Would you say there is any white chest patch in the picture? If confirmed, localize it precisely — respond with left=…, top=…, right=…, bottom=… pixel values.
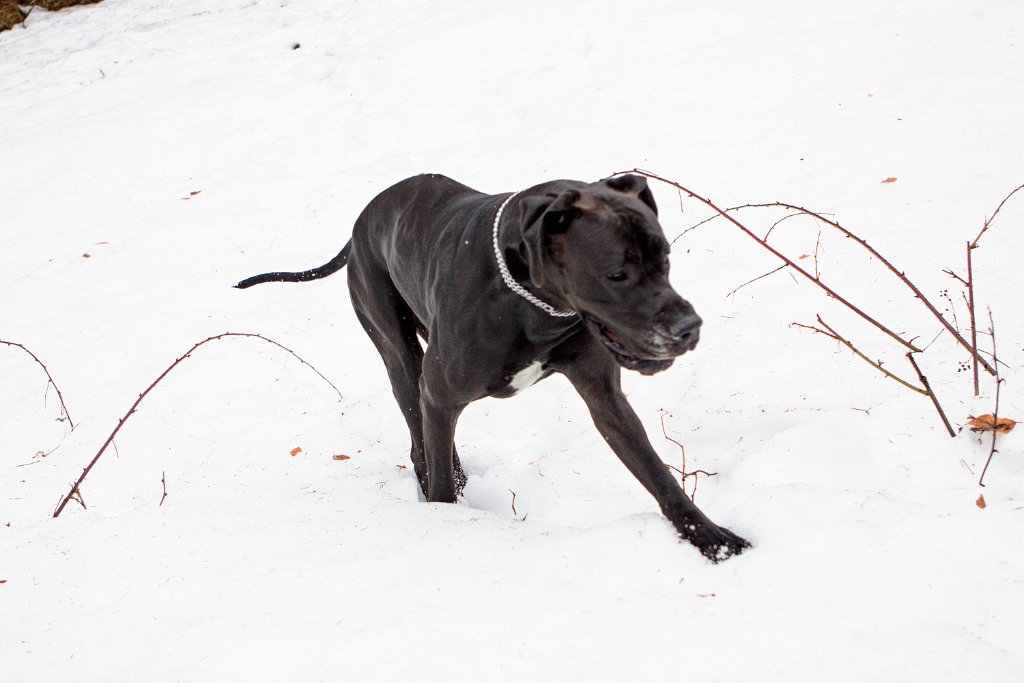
left=508, top=361, right=544, bottom=394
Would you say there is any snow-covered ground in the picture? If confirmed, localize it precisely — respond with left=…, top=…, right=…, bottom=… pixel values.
left=2, top=1, right=1023, bottom=680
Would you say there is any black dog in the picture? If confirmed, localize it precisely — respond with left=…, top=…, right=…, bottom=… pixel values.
left=237, top=174, right=749, bottom=561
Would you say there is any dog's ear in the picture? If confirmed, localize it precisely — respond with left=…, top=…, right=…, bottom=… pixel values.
left=518, top=190, right=581, bottom=288
left=602, top=174, right=658, bottom=216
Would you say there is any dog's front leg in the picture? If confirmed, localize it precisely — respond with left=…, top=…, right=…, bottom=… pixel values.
left=556, top=351, right=749, bottom=562
left=420, top=399, right=465, bottom=503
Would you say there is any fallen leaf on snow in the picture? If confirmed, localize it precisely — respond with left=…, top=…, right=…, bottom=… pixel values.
left=976, top=494, right=987, bottom=509
left=967, top=414, right=1017, bottom=433
left=290, top=447, right=302, bottom=457
left=881, top=177, right=897, bottom=184
left=332, top=454, right=350, bottom=461
left=395, top=464, right=408, bottom=469
left=82, top=253, right=91, bottom=258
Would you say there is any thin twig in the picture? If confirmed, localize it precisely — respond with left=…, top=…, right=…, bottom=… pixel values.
left=659, top=411, right=716, bottom=502
left=793, top=316, right=927, bottom=395
left=905, top=352, right=956, bottom=438
left=508, top=489, right=517, bottom=516
left=613, top=169, right=925, bottom=355
left=979, top=311, right=1002, bottom=487
left=763, top=212, right=806, bottom=241
left=813, top=229, right=823, bottom=281
left=943, top=268, right=968, bottom=287
left=53, top=332, right=342, bottom=518
left=0, top=338, right=75, bottom=429
left=159, top=471, right=168, bottom=506
left=967, top=242, right=980, bottom=396
left=725, top=265, right=786, bottom=299
left=674, top=212, right=724, bottom=242
left=972, top=182, right=1024, bottom=249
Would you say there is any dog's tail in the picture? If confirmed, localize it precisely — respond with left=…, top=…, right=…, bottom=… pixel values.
left=235, top=241, right=352, bottom=289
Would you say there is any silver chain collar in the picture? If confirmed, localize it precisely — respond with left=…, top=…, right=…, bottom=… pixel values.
left=491, top=192, right=577, bottom=318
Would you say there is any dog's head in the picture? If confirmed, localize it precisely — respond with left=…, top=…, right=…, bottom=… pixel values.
left=515, top=174, right=701, bottom=375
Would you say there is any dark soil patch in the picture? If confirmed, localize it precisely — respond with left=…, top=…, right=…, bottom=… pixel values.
left=1, top=0, right=104, bottom=33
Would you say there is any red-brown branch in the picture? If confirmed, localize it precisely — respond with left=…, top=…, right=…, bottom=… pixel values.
left=0, top=338, right=75, bottom=429
left=972, top=182, right=1024, bottom=249
left=659, top=410, right=716, bottom=502
left=905, top=352, right=956, bottom=438
left=52, top=332, right=342, bottom=518
left=725, top=265, right=787, bottom=299
left=979, top=311, right=1002, bottom=487
left=966, top=242, right=980, bottom=396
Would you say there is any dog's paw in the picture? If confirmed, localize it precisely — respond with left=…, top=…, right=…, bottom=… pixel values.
left=454, top=467, right=468, bottom=497
left=686, top=523, right=751, bottom=563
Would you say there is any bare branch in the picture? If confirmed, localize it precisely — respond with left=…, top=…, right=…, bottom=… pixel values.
left=979, top=311, right=1003, bottom=486
left=763, top=212, right=806, bottom=241
left=966, top=242, right=980, bottom=397
left=972, top=182, right=1024, bottom=249
left=725, top=265, right=787, bottom=300
left=659, top=410, right=716, bottom=502
left=905, top=352, right=956, bottom=438
left=0, top=338, right=75, bottom=429
left=943, top=268, right=969, bottom=287
left=53, top=332, right=342, bottom=518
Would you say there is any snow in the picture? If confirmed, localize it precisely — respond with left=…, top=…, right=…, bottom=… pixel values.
left=2, top=0, right=1023, bottom=680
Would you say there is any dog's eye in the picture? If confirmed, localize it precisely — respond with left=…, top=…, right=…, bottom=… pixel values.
left=607, top=271, right=628, bottom=282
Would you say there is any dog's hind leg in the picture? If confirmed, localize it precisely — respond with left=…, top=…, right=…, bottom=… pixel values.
left=348, top=259, right=467, bottom=496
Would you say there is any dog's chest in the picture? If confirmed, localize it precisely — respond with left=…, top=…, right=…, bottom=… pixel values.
left=489, top=361, right=546, bottom=398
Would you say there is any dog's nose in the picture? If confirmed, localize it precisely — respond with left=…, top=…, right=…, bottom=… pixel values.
left=665, top=313, right=702, bottom=347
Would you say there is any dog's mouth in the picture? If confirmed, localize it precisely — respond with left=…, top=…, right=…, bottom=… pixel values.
left=585, top=315, right=674, bottom=375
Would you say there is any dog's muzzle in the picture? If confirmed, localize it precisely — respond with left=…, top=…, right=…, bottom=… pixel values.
left=585, top=314, right=693, bottom=375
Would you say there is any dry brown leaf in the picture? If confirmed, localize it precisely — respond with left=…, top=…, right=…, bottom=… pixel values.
left=0, top=579, right=7, bottom=584
left=82, top=253, right=91, bottom=258
left=881, top=177, right=897, bottom=184
left=976, top=494, right=987, bottom=509
left=332, top=454, right=350, bottom=461
left=395, top=464, right=408, bottom=469
left=290, top=446, right=302, bottom=457
left=967, top=414, right=1017, bottom=433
